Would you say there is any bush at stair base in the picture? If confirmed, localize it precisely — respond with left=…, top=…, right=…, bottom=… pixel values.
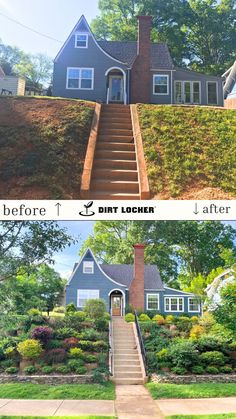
left=125, top=313, right=135, bottom=322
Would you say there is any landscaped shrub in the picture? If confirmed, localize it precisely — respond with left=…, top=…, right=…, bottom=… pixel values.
left=80, top=328, right=101, bottom=341
left=176, top=316, right=192, bottom=333
left=75, top=366, right=87, bottom=374
left=17, top=339, right=43, bottom=360
left=56, top=327, right=78, bottom=339
left=27, top=309, right=41, bottom=316
left=24, top=365, right=37, bottom=375
left=206, top=366, right=219, bottom=374
left=171, top=366, right=187, bottom=375
left=46, top=339, right=62, bottom=349
left=94, top=318, right=109, bottom=331
left=63, top=337, right=79, bottom=350
left=191, top=365, right=205, bottom=374
left=42, top=366, right=54, bottom=374
left=66, top=303, right=77, bottom=313
left=144, top=328, right=171, bottom=352
left=156, top=348, right=169, bottom=362
left=84, top=299, right=106, bottom=320
left=84, top=354, right=97, bottom=363
left=31, top=326, right=53, bottom=345
left=168, top=340, right=199, bottom=369
left=46, top=348, right=67, bottom=364
left=165, top=315, right=175, bottom=324
left=5, top=367, right=18, bottom=374
left=68, top=359, right=85, bottom=372
left=56, top=365, right=70, bottom=374
left=199, top=351, right=227, bottom=366
left=220, top=365, right=233, bottom=373
left=125, top=313, right=135, bottom=323
left=93, top=340, right=109, bottom=352
left=190, top=325, right=205, bottom=339
left=0, top=359, right=14, bottom=369
left=191, top=316, right=199, bottom=324
left=78, top=340, right=93, bottom=351
left=146, top=352, right=159, bottom=372
left=69, top=347, right=84, bottom=359
left=65, top=312, right=87, bottom=329
left=139, top=314, right=151, bottom=322
left=53, top=306, right=65, bottom=314
left=196, top=336, right=229, bottom=354
left=152, top=314, right=165, bottom=325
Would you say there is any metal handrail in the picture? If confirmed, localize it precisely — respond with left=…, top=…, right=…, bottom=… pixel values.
left=106, top=87, right=110, bottom=104
left=109, top=319, right=114, bottom=376
left=134, top=310, right=148, bottom=375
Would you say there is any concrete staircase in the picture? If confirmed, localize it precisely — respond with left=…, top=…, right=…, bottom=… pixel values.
left=90, top=104, right=140, bottom=200
left=112, top=317, right=145, bottom=385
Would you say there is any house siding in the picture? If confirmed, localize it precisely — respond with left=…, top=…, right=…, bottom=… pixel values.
left=0, top=77, right=25, bottom=96
left=53, top=32, right=129, bottom=102
left=144, top=288, right=200, bottom=315
left=66, top=251, right=127, bottom=312
left=173, top=69, right=223, bottom=106
left=150, top=70, right=172, bottom=104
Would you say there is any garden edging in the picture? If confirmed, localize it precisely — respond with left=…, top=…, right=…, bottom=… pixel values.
left=151, top=373, right=236, bottom=384
left=0, top=374, right=93, bottom=384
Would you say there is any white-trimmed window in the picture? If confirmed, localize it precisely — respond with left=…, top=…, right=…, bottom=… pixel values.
left=188, top=297, right=200, bottom=312
left=75, top=33, right=88, bottom=48
left=153, top=74, right=169, bottom=95
left=165, top=297, right=184, bottom=312
left=207, top=81, right=218, bottom=105
left=83, top=261, right=94, bottom=274
left=147, top=294, right=159, bottom=310
left=175, top=81, right=201, bottom=104
left=66, top=68, right=94, bottom=90
left=77, top=289, right=99, bottom=307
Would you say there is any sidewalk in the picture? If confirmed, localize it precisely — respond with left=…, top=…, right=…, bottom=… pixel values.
left=156, top=397, right=236, bottom=416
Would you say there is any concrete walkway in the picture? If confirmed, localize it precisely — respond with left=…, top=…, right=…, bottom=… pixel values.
left=156, top=397, right=236, bottom=417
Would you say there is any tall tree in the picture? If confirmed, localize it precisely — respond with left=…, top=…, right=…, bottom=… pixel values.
left=80, top=221, right=236, bottom=286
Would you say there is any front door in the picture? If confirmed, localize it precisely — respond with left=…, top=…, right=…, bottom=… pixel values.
left=111, top=296, right=122, bottom=316
left=109, top=76, right=123, bottom=103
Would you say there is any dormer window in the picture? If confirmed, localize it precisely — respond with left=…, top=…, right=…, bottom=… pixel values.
left=83, top=261, right=94, bottom=274
left=75, top=33, right=88, bottom=48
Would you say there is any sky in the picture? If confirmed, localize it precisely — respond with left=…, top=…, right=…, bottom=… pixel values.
left=52, top=221, right=236, bottom=279
left=0, top=0, right=99, bottom=57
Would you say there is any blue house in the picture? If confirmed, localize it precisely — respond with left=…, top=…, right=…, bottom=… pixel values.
left=66, top=244, right=201, bottom=316
left=53, top=15, right=223, bottom=106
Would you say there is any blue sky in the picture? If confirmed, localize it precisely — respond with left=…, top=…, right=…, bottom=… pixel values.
left=0, top=0, right=99, bottom=57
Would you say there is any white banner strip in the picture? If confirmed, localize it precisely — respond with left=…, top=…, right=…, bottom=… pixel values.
left=0, top=200, right=235, bottom=220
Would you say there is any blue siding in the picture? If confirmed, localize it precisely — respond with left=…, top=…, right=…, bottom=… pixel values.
left=144, top=288, right=200, bottom=315
left=66, top=250, right=127, bottom=311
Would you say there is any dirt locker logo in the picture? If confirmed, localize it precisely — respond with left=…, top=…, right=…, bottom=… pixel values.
left=79, top=201, right=95, bottom=216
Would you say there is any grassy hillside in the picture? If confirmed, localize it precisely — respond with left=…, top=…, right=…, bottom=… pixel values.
left=0, top=97, right=95, bottom=199
left=138, top=105, right=236, bottom=199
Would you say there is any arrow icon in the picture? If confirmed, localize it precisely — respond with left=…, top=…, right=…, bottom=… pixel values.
left=55, top=203, right=62, bottom=217
left=193, top=203, right=199, bottom=215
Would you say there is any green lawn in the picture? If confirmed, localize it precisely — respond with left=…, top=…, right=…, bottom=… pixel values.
left=138, top=105, right=236, bottom=198
left=0, top=383, right=115, bottom=400
left=0, top=417, right=116, bottom=419
left=147, top=383, right=236, bottom=399
left=167, top=415, right=236, bottom=419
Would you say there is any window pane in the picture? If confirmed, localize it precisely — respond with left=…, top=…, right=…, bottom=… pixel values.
left=184, top=82, right=191, bottom=103
left=154, top=75, right=168, bottom=94
left=179, top=299, right=183, bottom=310
left=68, top=69, right=80, bottom=79
left=155, top=85, right=167, bottom=94
left=148, top=295, right=159, bottom=310
left=189, top=298, right=199, bottom=311
left=76, top=34, right=87, bottom=47
left=81, top=69, right=92, bottom=79
left=68, top=78, right=79, bottom=88
left=208, top=83, right=217, bottom=104
left=193, top=82, right=200, bottom=104
left=81, top=79, right=92, bottom=89
left=155, top=76, right=167, bottom=85
left=175, top=82, right=182, bottom=103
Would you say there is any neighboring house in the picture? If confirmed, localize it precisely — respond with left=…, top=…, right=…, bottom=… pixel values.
left=0, top=67, right=25, bottom=96
left=206, top=267, right=235, bottom=310
left=53, top=15, right=224, bottom=106
left=223, top=60, right=236, bottom=109
left=66, top=244, right=201, bottom=316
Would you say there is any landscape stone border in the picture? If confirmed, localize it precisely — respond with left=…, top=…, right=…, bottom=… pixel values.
left=151, top=373, right=236, bottom=384
left=0, top=374, right=93, bottom=384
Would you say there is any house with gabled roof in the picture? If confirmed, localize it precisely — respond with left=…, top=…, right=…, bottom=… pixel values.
left=66, top=244, right=201, bottom=316
left=53, top=15, right=224, bottom=106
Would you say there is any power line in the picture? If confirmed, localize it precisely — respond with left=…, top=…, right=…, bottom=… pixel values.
left=0, top=10, right=62, bottom=43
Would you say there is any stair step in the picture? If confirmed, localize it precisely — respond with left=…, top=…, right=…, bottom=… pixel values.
left=114, top=372, right=143, bottom=378
left=114, top=361, right=140, bottom=366
left=96, top=142, right=135, bottom=151
left=100, top=129, right=133, bottom=136
left=100, top=123, right=132, bottom=130
left=93, top=169, right=138, bottom=182
left=98, top=135, right=134, bottom=143
left=113, top=378, right=145, bottom=385
left=88, top=192, right=140, bottom=200
left=100, top=116, right=131, bottom=123
left=102, top=104, right=130, bottom=110
left=94, top=159, right=137, bottom=170
left=91, top=180, right=139, bottom=193
left=95, top=150, right=136, bottom=160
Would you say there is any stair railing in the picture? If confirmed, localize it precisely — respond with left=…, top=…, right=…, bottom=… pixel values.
left=106, top=87, right=110, bottom=104
left=109, top=319, right=114, bottom=376
left=134, top=310, right=148, bottom=375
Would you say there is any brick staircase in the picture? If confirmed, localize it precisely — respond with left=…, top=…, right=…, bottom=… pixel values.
left=90, top=104, right=140, bottom=200
left=112, top=317, right=146, bottom=385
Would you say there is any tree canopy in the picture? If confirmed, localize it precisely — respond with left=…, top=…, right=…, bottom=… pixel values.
left=91, top=0, right=236, bottom=74
left=80, top=221, right=236, bottom=289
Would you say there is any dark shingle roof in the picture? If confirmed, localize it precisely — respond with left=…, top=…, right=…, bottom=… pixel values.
left=98, top=41, right=173, bottom=69
left=100, top=264, right=164, bottom=290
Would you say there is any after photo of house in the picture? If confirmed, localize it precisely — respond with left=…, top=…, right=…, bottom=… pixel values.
left=0, top=0, right=235, bottom=200
left=0, top=220, right=236, bottom=417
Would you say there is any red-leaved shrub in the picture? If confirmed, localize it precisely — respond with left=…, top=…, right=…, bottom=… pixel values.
left=31, top=326, right=53, bottom=345
left=63, top=337, right=79, bottom=350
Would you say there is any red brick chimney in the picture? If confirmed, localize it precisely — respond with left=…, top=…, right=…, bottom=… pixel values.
left=129, top=244, right=145, bottom=310
left=131, top=16, right=152, bottom=104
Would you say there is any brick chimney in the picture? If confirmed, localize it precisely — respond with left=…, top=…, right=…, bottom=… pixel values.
left=129, top=244, right=145, bottom=310
left=131, top=16, right=152, bottom=103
